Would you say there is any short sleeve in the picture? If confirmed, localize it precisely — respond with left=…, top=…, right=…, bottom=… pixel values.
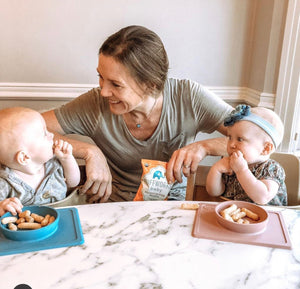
left=54, top=88, right=103, bottom=136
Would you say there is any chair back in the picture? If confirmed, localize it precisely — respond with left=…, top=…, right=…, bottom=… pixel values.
left=186, top=165, right=216, bottom=201
left=271, top=152, right=300, bottom=206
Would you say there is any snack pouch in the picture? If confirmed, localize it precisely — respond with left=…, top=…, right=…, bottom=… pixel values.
left=134, top=159, right=173, bottom=201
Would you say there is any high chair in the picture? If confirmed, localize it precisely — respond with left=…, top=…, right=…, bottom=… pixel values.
left=186, top=152, right=300, bottom=208
left=45, top=165, right=88, bottom=208
left=270, top=152, right=300, bottom=207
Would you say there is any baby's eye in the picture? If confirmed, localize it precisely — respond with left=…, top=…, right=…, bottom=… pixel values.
left=237, top=137, right=243, bottom=142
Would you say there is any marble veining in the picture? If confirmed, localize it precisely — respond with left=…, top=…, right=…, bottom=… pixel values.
left=0, top=201, right=299, bottom=289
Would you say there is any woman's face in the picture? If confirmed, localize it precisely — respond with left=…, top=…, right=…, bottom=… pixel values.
left=97, top=53, right=146, bottom=115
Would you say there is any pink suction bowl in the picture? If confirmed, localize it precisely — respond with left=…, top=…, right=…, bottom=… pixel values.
left=215, top=201, right=269, bottom=234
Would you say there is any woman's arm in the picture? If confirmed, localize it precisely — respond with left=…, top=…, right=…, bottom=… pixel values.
left=42, top=110, right=112, bottom=203
left=166, top=124, right=228, bottom=184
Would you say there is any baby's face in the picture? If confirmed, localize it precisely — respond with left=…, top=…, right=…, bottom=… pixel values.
left=226, top=121, right=267, bottom=164
left=24, top=113, right=54, bottom=164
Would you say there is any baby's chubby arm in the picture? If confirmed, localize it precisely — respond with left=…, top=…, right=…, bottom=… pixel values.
left=230, top=151, right=278, bottom=204
left=53, top=140, right=80, bottom=188
left=206, top=157, right=233, bottom=196
left=0, top=197, right=23, bottom=217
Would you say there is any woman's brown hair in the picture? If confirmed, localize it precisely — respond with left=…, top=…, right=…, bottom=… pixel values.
left=99, top=25, right=169, bottom=96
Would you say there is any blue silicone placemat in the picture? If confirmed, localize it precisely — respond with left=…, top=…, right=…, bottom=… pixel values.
left=0, top=207, right=84, bottom=256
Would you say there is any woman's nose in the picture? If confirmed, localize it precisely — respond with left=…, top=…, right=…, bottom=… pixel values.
left=100, top=81, right=112, bottom=97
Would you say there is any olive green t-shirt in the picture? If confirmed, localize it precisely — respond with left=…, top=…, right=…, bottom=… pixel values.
left=55, top=78, right=232, bottom=201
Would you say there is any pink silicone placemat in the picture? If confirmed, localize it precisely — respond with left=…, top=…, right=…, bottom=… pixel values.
left=192, top=203, right=292, bottom=250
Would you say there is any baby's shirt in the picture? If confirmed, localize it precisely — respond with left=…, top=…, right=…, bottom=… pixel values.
left=0, top=158, right=67, bottom=205
left=222, top=159, right=287, bottom=206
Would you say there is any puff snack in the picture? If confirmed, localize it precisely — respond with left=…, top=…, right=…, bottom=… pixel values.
left=180, top=203, right=200, bottom=210
left=220, top=204, right=260, bottom=223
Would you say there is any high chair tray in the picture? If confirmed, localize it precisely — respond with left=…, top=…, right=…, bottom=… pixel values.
left=0, top=207, right=84, bottom=256
left=192, top=203, right=292, bottom=249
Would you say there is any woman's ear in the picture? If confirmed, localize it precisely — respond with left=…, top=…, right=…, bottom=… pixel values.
left=16, top=150, right=30, bottom=165
left=262, top=142, right=274, bottom=155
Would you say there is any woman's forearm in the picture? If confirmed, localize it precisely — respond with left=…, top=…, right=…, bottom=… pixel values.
left=197, top=137, right=228, bottom=157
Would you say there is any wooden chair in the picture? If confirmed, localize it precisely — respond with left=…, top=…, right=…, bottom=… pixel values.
left=186, top=152, right=300, bottom=207
left=186, top=165, right=223, bottom=202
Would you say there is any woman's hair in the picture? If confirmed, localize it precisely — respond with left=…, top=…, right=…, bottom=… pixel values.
left=99, top=25, right=169, bottom=96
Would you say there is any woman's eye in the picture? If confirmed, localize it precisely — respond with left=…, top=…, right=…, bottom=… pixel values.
left=112, top=82, right=120, bottom=88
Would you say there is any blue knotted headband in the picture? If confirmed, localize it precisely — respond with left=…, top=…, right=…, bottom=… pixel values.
left=224, top=104, right=281, bottom=148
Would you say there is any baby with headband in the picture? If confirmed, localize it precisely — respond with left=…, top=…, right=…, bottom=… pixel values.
left=206, top=104, right=287, bottom=206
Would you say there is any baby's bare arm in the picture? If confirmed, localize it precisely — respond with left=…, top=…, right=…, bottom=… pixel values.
left=53, top=140, right=80, bottom=188
left=206, top=157, right=232, bottom=196
left=235, top=169, right=278, bottom=204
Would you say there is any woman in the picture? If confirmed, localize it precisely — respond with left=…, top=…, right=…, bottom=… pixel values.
left=42, top=25, right=233, bottom=202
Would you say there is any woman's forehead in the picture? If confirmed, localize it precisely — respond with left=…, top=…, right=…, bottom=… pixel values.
left=98, top=54, right=140, bottom=88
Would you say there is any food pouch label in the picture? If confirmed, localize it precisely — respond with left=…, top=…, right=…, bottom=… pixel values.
left=134, top=159, right=173, bottom=201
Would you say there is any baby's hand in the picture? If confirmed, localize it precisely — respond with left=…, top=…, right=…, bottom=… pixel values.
left=0, top=197, right=23, bottom=217
left=229, top=150, right=248, bottom=173
left=53, top=140, right=73, bottom=161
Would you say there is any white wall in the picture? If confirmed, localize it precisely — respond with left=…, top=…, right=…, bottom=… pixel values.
left=0, top=0, right=254, bottom=86
left=0, top=0, right=293, bottom=161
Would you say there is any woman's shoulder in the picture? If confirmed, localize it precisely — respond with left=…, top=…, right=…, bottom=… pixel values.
left=166, top=78, right=201, bottom=89
left=60, top=87, right=105, bottom=113
left=165, top=78, right=204, bottom=99
left=78, top=87, right=102, bottom=102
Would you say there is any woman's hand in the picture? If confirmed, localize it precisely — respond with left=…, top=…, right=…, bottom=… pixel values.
left=0, top=197, right=23, bottom=217
left=166, top=142, right=207, bottom=183
left=80, top=146, right=112, bottom=203
left=166, top=137, right=228, bottom=183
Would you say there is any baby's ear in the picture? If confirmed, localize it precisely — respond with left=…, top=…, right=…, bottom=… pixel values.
left=262, top=142, right=274, bottom=155
left=16, top=151, right=30, bottom=165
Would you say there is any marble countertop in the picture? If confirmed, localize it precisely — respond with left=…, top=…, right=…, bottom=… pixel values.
left=1, top=201, right=300, bottom=289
